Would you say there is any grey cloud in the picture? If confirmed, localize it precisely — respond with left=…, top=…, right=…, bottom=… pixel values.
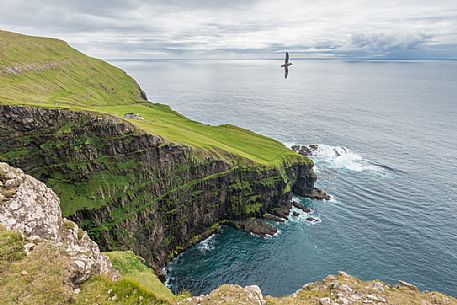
left=0, top=0, right=456, bottom=59
left=346, top=33, right=430, bottom=53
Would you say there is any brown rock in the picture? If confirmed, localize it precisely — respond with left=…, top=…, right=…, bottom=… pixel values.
left=263, top=213, right=285, bottom=223
left=292, top=200, right=311, bottom=213
left=228, top=219, right=277, bottom=237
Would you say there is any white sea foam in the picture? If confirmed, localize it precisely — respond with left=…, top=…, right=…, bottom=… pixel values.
left=264, top=228, right=282, bottom=239
left=197, top=234, right=216, bottom=253
left=328, top=194, right=337, bottom=203
left=287, top=206, right=322, bottom=225
left=163, top=266, right=172, bottom=288
left=287, top=143, right=386, bottom=173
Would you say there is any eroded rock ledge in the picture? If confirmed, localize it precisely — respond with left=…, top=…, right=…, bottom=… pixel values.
left=0, top=162, right=118, bottom=284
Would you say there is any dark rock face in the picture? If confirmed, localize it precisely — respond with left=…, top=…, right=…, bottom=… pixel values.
left=291, top=163, right=330, bottom=200
left=227, top=219, right=277, bottom=237
left=263, top=213, right=285, bottom=223
left=139, top=87, right=148, bottom=101
left=291, top=200, right=311, bottom=213
left=291, top=144, right=321, bottom=157
left=0, top=105, right=319, bottom=274
left=271, top=202, right=293, bottom=219
left=306, top=217, right=319, bottom=222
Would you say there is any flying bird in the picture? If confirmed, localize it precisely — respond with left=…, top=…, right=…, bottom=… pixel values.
left=281, top=52, right=293, bottom=79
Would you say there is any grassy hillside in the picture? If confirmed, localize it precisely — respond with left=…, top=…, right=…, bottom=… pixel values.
left=0, top=30, right=305, bottom=167
left=0, top=226, right=175, bottom=305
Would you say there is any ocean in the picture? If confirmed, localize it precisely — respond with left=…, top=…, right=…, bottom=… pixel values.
left=110, top=59, right=457, bottom=297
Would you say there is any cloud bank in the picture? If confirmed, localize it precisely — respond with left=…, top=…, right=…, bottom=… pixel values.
left=0, top=0, right=456, bottom=59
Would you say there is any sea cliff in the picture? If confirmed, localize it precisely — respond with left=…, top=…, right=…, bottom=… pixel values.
left=1, top=30, right=456, bottom=305
left=1, top=161, right=455, bottom=305
left=0, top=30, right=321, bottom=274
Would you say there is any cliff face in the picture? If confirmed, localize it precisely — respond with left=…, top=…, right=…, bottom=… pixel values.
left=0, top=105, right=315, bottom=273
left=1, top=162, right=456, bottom=305
left=0, top=30, right=322, bottom=277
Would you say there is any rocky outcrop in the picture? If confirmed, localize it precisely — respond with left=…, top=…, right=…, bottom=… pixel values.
left=179, top=284, right=265, bottom=305
left=0, top=105, right=318, bottom=275
left=270, top=202, right=293, bottom=219
left=263, top=213, right=285, bottom=223
left=0, top=61, right=67, bottom=75
left=291, top=200, right=311, bottom=213
left=291, top=163, right=330, bottom=200
left=180, top=272, right=457, bottom=305
left=0, top=162, right=118, bottom=284
left=227, top=219, right=277, bottom=237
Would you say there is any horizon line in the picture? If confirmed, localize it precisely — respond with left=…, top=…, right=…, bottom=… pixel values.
left=106, top=58, right=457, bottom=61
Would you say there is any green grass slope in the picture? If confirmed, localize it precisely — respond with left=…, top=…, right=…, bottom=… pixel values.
left=0, top=30, right=306, bottom=167
left=103, top=251, right=176, bottom=302
left=0, top=226, right=174, bottom=305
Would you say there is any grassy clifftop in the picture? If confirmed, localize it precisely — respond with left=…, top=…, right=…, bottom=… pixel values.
left=0, top=30, right=305, bottom=167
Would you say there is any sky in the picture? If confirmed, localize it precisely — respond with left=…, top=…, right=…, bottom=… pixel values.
left=0, top=0, right=456, bottom=59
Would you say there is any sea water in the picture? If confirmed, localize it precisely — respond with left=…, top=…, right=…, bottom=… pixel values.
left=110, top=59, right=457, bottom=297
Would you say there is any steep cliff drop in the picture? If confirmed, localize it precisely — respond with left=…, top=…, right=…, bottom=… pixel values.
left=0, top=31, right=326, bottom=276
left=0, top=104, right=322, bottom=277
left=1, top=162, right=456, bottom=305
left=1, top=30, right=456, bottom=305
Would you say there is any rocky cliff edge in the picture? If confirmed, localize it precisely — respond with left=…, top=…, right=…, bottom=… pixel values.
left=0, top=161, right=118, bottom=284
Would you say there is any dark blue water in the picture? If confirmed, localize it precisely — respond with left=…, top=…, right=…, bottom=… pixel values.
left=111, top=59, right=457, bottom=297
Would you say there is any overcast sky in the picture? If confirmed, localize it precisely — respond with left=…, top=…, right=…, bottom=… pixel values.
left=1, top=0, right=456, bottom=59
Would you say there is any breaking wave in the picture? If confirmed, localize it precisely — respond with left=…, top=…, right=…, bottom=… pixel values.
left=287, top=206, right=321, bottom=225
left=197, top=234, right=216, bottom=253
left=286, top=143, right=391, bottom=173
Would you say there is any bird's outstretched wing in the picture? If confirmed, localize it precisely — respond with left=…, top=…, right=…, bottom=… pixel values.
left=285, top=66, right=289, bottom=79
left=285, top=52, right=289, bottom=64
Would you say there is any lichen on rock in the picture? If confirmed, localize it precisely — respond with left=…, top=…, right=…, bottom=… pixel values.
left=0, top=162, right=118, bottom=284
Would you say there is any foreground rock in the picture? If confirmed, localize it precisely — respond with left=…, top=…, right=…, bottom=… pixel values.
left=0, top=162, right=118, bottom=284
left=227, top=219, right=277, bottom=237
left=179, top=284, right=265, bottom=305
left=180, top=272, right=457, bottom=305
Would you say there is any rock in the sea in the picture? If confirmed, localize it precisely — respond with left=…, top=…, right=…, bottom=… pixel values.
left=306, top=217, right=319, bottom=222
left=271, top=202, right=293, bottom=219
left=263, top=213, right=285, bottom=223
left=291, top=200, right=311, bottom=213
left=228, top=219, right=277, bottom=237
left=293, top=211, right=300, bottom=217
left=0, top=162, right=119, bottom=284
left=300, top=187, right=331, bottom=200
left=291, top=144, right=314, bottom=157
